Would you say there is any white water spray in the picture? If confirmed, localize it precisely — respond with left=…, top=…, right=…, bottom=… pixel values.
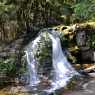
left=25, top=35, right=41, bottom=86
left=25, top=29, right=79, bottom=93
left=25, top=50, right=40, bottom=86
left=45, top=29, right=78, bottom=93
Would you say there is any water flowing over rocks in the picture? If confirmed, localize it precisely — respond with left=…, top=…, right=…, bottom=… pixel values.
left=24, top=28, right=80, bottom=94
left=1, top=23, right=95, bottom=94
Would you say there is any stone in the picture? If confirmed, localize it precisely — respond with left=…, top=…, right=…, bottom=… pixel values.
left=88, top=73, right=95, bottom=77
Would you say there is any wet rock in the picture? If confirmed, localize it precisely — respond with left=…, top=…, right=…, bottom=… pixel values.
left=18, top=74, right=30, bottom=85
left=88, top=73, right=95, bottom=77
left=81, top=49, right=94, bottom=62
left=25, top=31, right=52, bottom=78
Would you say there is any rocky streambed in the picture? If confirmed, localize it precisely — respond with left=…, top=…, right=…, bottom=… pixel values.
left=0, top=75, right=94, bottom=95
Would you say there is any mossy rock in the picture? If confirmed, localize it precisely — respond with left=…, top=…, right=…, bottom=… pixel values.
left=25, top=30, right=52, bottom=77
left=25, top=28, right=75, bottom=77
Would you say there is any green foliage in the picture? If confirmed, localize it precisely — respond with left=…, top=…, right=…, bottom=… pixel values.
left=0, top=0, right=16, bottom=21
left=1, top=0, right=95, bottom=42
left=0, top=0, right=19, bottom=42
left=87, top=32, right=95, bottom=49
left=0, top=57, right=16, bottom=77
left=73, top=0, right=95, bottom=22
left=0, top=56, right=27, bottom=78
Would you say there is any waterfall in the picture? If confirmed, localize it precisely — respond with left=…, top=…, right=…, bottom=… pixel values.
left=25, top=51, right=40, bottom=86
left=25, top=29, right=79, bottom=94
left=25, top=35, right=41, bottom=86
left=45, top=29, right=79, bottom=93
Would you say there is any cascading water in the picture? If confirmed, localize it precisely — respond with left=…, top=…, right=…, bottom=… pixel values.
left=45, top=29, right=79, bottom=93
left=25, top=29, right=79, bottom=94
left=25, top=36, right=41, bottom=86
left=25, top=50, right=40, bottom=86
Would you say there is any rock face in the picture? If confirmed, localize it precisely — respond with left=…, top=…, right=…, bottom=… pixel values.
left=76, top=30, right=86, bottom=46
left=81, top=49, right=94, bottom=62
left=25, top=30, right=52, bottom=77
left=75, top=26, right=95, bottom=63
left=52, top=24, right=95, bottom=64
